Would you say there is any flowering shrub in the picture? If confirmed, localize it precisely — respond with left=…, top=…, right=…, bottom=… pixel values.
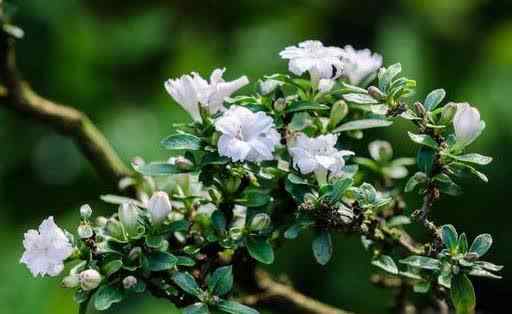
left=21, top=40, right=502, bottom=314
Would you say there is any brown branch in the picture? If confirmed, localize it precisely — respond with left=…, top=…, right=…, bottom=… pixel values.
left=0, top=20, right=134, bottom=191
left=240, top=269, right=356, bottom=314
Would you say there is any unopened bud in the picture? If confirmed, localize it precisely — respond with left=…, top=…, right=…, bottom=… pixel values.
left=329, top=100, right=348, bottom=128
left=77, top=223, right=94, bottom=239
left=80, top=204, right=92, bottom=219
left=464, top=252, right=479, bottom=262
left=118, top=202, right=140, bottom=237
left=368, top=140, right=393, bottom=162
left=225, top=176, right=242, bottom=194
left=250, top=213, right=271, bottom=232
left=61, top=274, right=80, bottom=288
left=123, top=276, right=138, bottom=289
left=147, top=191, right=172, bottom=225
left=175, top=156, right=194, bottom=171
left=95, top=216, right=108, bottom=227
left=273, top=98, right=287, bottom=112
left=79, top=269, right=102, bottom=291
left=128, top=247, right=142, bottom=261
left=368, top=86, right=385, bottom=100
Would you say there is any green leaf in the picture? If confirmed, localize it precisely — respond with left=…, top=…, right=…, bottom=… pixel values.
left=447, top=153, right=493, bottom=165
left=211, top=210, right=227, bottom=232
left=441, top=224, right=459, bottom=253
left=312, top=230, right=333, bottom=265
left=217, top=300, right=259, bottom=314
left=342, top=93, right=379, bottom=104
left=474, top=261, right=503, bottom=272
left=332, top=119, right=393, bottom=132
left=285, top=174, right=312, bottom=203
left=183, top=303, right=209, bottom=314
left=408, top=132, right=439, bottom=149
left=286, top=100, right=329, bottom=113
left=405, top=172, right=427, bottom=192
left=417, top=147, right=435, bottom=176
left=176, top=256, right=196, bottom=267
left=413, top=281, right=431, bottom=293
left=284, top=219, right=315, bottom=239
left=386, top=215, right=412, bottom=227
left=424, top=89, right=446, bottom=110
left=172, top=272, right=202, bottom=297
left=133, top=162, right=183, bottom=176
left=207, top=265, right=233, bottom=296
left=469, top=234, right=493, bottom=257
left=379, top=63, right=402, bottom=92
left=161, top=133, right=202, bottom=150
left=289, top=112, right=314, bottom=131
left=94, top=285, right=124, bottom=311
left=468, top=268, right=502, bottom=279
left=201, top=153, right=230, bottom=166
left=147, top=252, right=177, bottom=271
left=451, top=274, right=476, bottom=314
left=158, top=219, right=190, bottom=235
left=102, top=259, right=123, bottom=277
left=239, top=190, right=271, bottom=207
left=448, top=162, right=488, bottom=182
left=399, top=256, right=441, bottom=270
left=459, top=233, right=469, bottom=254
left=372, top=255, right=398, bottom=275
left=79, top=298, right=90, bottom=314
left=323, top=177, right=353, bottom=202
left=246, top=237, right=274, bottom=264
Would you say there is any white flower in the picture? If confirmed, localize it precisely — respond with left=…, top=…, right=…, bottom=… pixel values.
left=79, top=269, right=102, bottom=291
left=340, top=45, right=383, bottom=85
left=147, top=191, right=172, bottom=225
left=279, top=40, right=344, bottom=86
left=165, top=68, right=249, bottom=122
left=20, top=216, right=73, bottom=277
left=289, top=133, right=354, bottom=177
left=215, top=106, right=281, bottom=162
left=453, top=103, right=482, bottom=147
left=259, top=79, right=284, bottom=95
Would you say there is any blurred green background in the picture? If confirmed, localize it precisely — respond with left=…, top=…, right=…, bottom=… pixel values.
left=1, top=0, right=511, bottom=313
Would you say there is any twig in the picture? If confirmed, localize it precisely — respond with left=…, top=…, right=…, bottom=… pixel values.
left=240, top=269, right=355, bottom=314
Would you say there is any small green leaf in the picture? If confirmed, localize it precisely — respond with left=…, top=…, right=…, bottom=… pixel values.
left=284, top=219, right=315, bottom=239
left=133, top=162, right=183, bottom=176
left=441, top=225, right=459, bottom=253
left=172, top=272, right=202, bottom=297
left=183, top=303, right=209, bottom=314
left=332, top=119, right=393, bottom=132
left=342, top=93, right=379, bottom=104
left=324, top=177, right=353, bottom=202
left=469, top=234, right=493, bottom=257
left=372, top=255, right=398, bottom=275
left=312, top=230, right=333, bottom=265
left=408, top=132, right=439, bottom=149
left=379, top=63, right=402, bottom=91
left=424, top=89, right=446, bottom=110
left=468, top=268, right=502, bottom=279
left=216, top=300, right=259, bottom=314
left=459, top=233, right=469, bottom=254
left=246, top=237, right=274, bottom=264
left=286, top=100, right=329, bottom=113
left=413, top=281, right=431, bottom=293
left=239, top=190, right=271, bottom=207
left=451, top=273, right=476, bottom=314
left=158, top=219, right=191, bottom=235
left=79, top=298, right=90, bottom=314
left=405, top=172, right=427, bottom=192
left=211, top=210, right=227, bottom=232
left=447, top=153, right=493, bottom=166
left=161, top=133, right=202, bottom=150
left=399, top=256, right=441, bottom=270
left=417, top=147, right=435, bottom=176
left=102, top=260, right=123, bottom=277
left=207, top=265, right=233, bottom=296
left=176, top=256, right=196, bottom=267
left=289, top=112, right=313, bottom=131
left=147, top=252, right=177, bottom=271
left=94, top=285, right=124, bottom=311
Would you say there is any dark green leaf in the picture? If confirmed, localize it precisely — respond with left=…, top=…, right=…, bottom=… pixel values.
left=284, top=219, right=315, bottom=239
left=286, top=100, right=329, bottom=113
left=94, top=285, right=124, bottom=311
left=441, top=225, right=459, bottom=253
left=379, top=63, right=402, bottom=92
left=416, top=147, right=435, bottom=176
left=133, top=162, right=183, bottom=176
left=405, top=172, right=427, bottom=192
left=408, top=132, right=439, bottom=149
left=102, top=260, right=123, bottom=277
left=161, top=133, right=202, bottom=150
left=216, top=300, right=259, bottom=314
left=332, top=119, right=393, bottom=133
left=451, top=274, right=476, bottom=314
left=207, top=265, right=233, bottom=296
left=147, top=252, right=177, bottom=271
left=424, top=89, right=446, bottom=110
left=342, top=93, right=379, bottom=104
left=183, top=303, right=209, bottom=314
left=448, top=153, right=493, bottom=166
left=324, top=177, right=353, bottom=202
left=371, top=255, right=398, bottom=275
left=399, top=256, right=441, bottom=270
left=459, top=233, right=469, bottom=254
left=469, top=234, right=492, bottom=257
left=172, top=272, right=202, bottom=297
left=211, top=210, right=227, bottom=232
left=239, top=190, right=271, bottom=207
left=246, top=237, right=274, bottom=264
left=312, top=230, right=333, bottom=266
left=176, top=256, right=196, bottom=267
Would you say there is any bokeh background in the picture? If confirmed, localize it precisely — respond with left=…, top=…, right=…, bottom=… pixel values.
left=1, top=0, right=511, bottom=313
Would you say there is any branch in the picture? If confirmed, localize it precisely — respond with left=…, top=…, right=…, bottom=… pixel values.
left=240, top=269, right=355, bottom=314
left=0, top=21, right=134, bottom=191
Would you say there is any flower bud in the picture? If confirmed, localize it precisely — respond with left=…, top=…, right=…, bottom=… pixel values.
left=273, top=98, right=287, bottom=112
left=80, top=204, right=92, bottom=219
left=225, top=176, right=242, bottom=194
left=95, top=216, right=108, bottom=227
left=439, top=102, right=457, bottom=125
left=453, top=103, right=482, bottom=147
left=128, top=246, right=142, bottom=261
left=250, top=213, right=271, bottom=232
left=123, top=276, right=138, bottom=289
left=174, top=156, right=194, bottom=171
left=368, top=140, right=393, bottom=162
left=118, top=202, right=140, bottom=237
left=147, top=191, right=172, bottom=225
left=79, top=269, right=102, bottom=291
left=329, top=100, right=348, bottom=128
left=368, top=86, right=385, bottom=100
left=61, top=273, right=80, bottom=288
left=77, top=223, right=94, bottom=239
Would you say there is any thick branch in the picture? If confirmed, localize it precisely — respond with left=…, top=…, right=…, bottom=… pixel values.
left=0, top=24, right=133, bottom=190
left=240, top=269, right=355, bottom=314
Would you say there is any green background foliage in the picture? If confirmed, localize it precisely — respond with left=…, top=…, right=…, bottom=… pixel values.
left=1, top=0, right=510, bottom=313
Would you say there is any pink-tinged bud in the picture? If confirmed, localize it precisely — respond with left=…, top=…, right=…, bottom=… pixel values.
left=453, top=103, right=482, bottom=147
left=123, top=276, right=138, bottom=289
left=79, top=269, right=102, bottom=291
left=147, top=191, right=172, bottom=225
